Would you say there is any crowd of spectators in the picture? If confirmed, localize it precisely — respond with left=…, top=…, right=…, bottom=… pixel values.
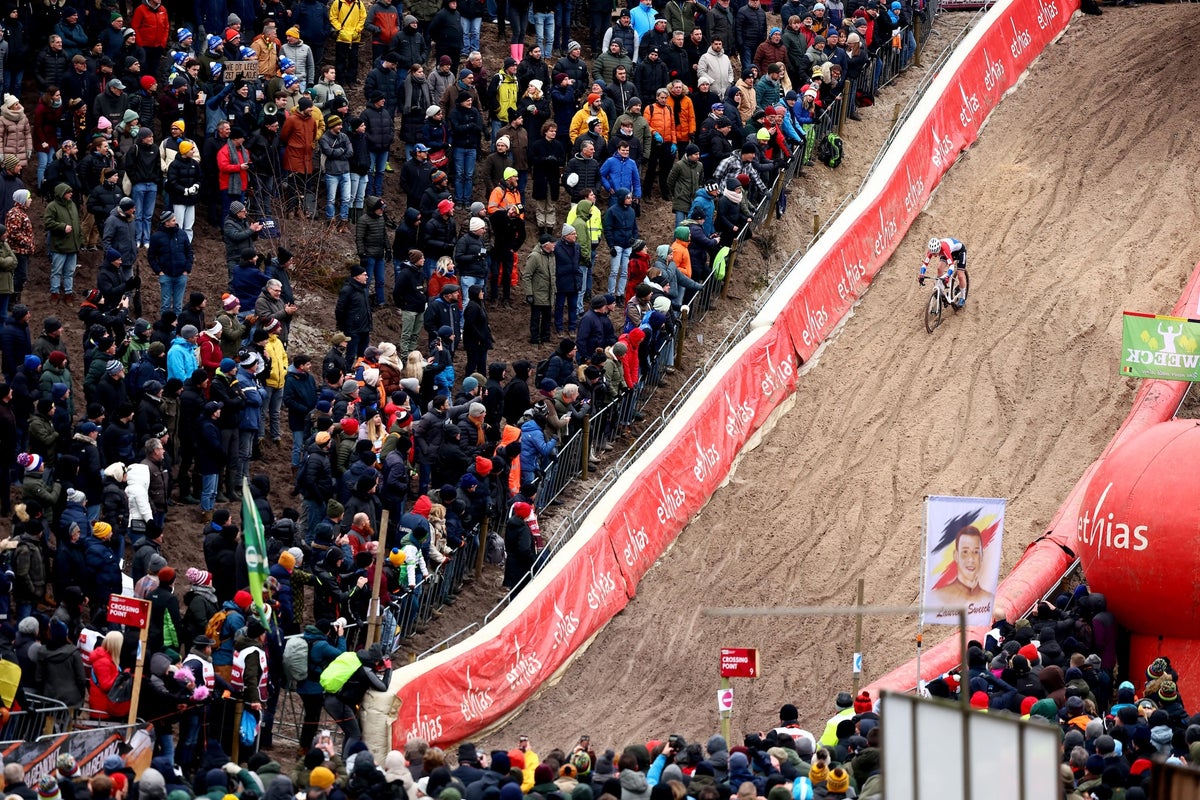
left=0, top=0, right=939, bottom=795
left=0, top=580, right=1188, bottom=799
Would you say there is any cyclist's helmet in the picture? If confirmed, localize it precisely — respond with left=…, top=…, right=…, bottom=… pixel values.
left=927, top=237, right=941, bottom=254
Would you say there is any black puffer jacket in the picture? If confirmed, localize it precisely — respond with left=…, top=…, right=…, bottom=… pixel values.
left=335, top=276, right=372, bottom=335
left=453, top=230, right=489, bottom=279
left=361, top=104, right=396, bottom=153
left=165, top=156, right=202, bottom=206
left=355, top=196, right=389, bottom=258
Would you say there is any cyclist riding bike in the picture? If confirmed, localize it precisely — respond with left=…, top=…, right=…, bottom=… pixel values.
left=918, top=237, right=968, bottom=307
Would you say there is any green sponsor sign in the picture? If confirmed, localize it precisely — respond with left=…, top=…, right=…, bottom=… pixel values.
left=1121, top=312, right=1200, bottom=380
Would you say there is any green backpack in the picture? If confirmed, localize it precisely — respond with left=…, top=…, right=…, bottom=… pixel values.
left=319, top=651, right=362, bottom=694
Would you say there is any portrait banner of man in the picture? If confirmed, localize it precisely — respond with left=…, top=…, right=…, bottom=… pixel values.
left=921, top=495, right=1006, bottom=627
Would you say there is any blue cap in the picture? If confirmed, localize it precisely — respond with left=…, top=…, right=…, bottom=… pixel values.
left=177, top=27, right=193, bottom=42
left=283, top=75, right=298, bottom=88
left=209, top=62, right=223, bottom=77
left=219, top=357, right=237, bottom=373
left=78, top=420, right=98, bottom=434
left=105, top=247, right=122, bottom=262
left=206, top=33, right=221, bottom=50
left=414, top=143, right=429, bottom=152
left=23, top=354, right=40, bottom=371
left=280, top=56, right=294, bottom=71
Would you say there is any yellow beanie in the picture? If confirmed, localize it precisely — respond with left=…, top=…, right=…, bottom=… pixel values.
left=310, top=766, right=336, bottom=790
left=278, top=551, right=296, bottom=570
left=92, top=521, right=113, bottom=540
left=827, top=768, right=850, bottom=793
left=809, top=763, right=828, bottom=784
left=389, top=547, right=406, bottom=567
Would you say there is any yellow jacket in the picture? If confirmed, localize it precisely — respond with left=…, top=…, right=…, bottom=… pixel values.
left=521, top=749, right=540, bottom=792
left=329, top=0, right=366, bottom=43
left=566, top=201, right=602, bottom=246
left=264, top=335, right=288, bottom=389
left=568, top=107, right=609, bottom=143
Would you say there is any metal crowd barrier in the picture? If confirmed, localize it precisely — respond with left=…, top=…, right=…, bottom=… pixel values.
left=536, top=427, right=585, bottom=510
left=1, top=693, right=73, bottom=740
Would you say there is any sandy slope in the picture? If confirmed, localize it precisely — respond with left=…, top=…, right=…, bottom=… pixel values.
left=478, top=6, right=1200, bottom=752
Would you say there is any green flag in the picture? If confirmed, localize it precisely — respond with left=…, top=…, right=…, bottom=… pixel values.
left=1121, top=312, right=1200, bottom=381
left=241, top=476, right=272, bottom=628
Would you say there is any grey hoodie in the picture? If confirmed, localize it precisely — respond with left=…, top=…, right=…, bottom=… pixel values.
left=619, top=771, right=650, bottom=800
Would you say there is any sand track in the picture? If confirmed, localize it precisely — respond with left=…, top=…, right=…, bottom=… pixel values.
left=480, top=6, right=1200, bottom=748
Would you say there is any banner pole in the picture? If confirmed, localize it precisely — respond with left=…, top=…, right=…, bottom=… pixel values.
left=916, top=498, right=928, bottom=694
left=126, top=620, right=149, bottom=726
left=851, top=578, right=864, bottom=695
left=366, top=509, right=391, bottom=648
left=719, top=676, right=731, bottom=743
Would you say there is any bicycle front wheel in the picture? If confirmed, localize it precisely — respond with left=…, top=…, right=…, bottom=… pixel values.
left=924, top=289, right=942, bottom=333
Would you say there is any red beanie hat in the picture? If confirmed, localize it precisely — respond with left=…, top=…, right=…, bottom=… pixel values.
left=508, top=749, right=525, bottom=770
left=475, top=455, right=493, bottom=476
left=140, top=75, right=157, bottom=91
left=413, top=495, right=432, bottom=517
left=1018, top=643, right=1039, bottom=662
left=234, top=590, right=252, bottom=609
left=970, top=691, right=989, bottom=710
left=340, top=417, right=360, bottom=435
left=853, top=691, right=872, bottom=714
left=513, top=502, right=532, bottom=519
left=1020, top=696, right=1037, bottom=715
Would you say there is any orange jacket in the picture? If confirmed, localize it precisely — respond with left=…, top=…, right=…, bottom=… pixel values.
left=670, top=239, right=692, bottom=279
left=280, top=112, right=317, bottom=173
left=487, top=185, right=523, bottom=217
left=666, top=94, right=696, bottom=144
left=499, top=424, right=522, bottom=495
left=645, top=101, right=677, bottom=144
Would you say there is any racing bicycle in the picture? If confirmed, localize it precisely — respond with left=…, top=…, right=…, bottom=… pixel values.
left=923, top=268, right=970, bottom=333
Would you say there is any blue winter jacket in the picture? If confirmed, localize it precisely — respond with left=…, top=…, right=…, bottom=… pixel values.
left=235, top=368, right=263, bottom=431
left=519, top=417, right=557, bottom=482
left=599, top=152, right=642, bottom=198
left=148, top=225, right=194, bottom=278
left=603, top=193, right=639, bottom=248
left=691, top=188, right=716, bottom=236
left=166, top=336, right=198, bottom=382
left=213, top=601, right=246, bottom=666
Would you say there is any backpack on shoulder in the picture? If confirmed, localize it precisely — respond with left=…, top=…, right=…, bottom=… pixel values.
left=282, top=636, right=313, bottom=689
left=319, top=650, right=363, bottom=694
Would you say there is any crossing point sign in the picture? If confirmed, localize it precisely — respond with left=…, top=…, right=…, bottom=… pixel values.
left=719, top=648, right=760, bottom=678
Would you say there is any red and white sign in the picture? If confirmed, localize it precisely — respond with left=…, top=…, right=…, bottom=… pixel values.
left=717, top=689, right=734, bottom=712
left=719, top=647, right=760, bottom=678
left=107, top=595, right=150, bottom=629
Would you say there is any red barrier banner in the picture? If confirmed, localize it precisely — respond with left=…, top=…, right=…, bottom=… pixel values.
left=602, top=325, right=799, bottom=590
left=390, top=529, right=629, bottom=748
left=387, top=324, right=798, bottom=748
left=779, top=0, right=1077, bottom=362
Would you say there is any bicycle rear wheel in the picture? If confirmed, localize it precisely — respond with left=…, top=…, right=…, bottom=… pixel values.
left=924, top=290, right=942, bottom=333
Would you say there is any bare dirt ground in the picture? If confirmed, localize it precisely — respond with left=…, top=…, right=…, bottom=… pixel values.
left=478, top=5, right=1200, bottom=752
